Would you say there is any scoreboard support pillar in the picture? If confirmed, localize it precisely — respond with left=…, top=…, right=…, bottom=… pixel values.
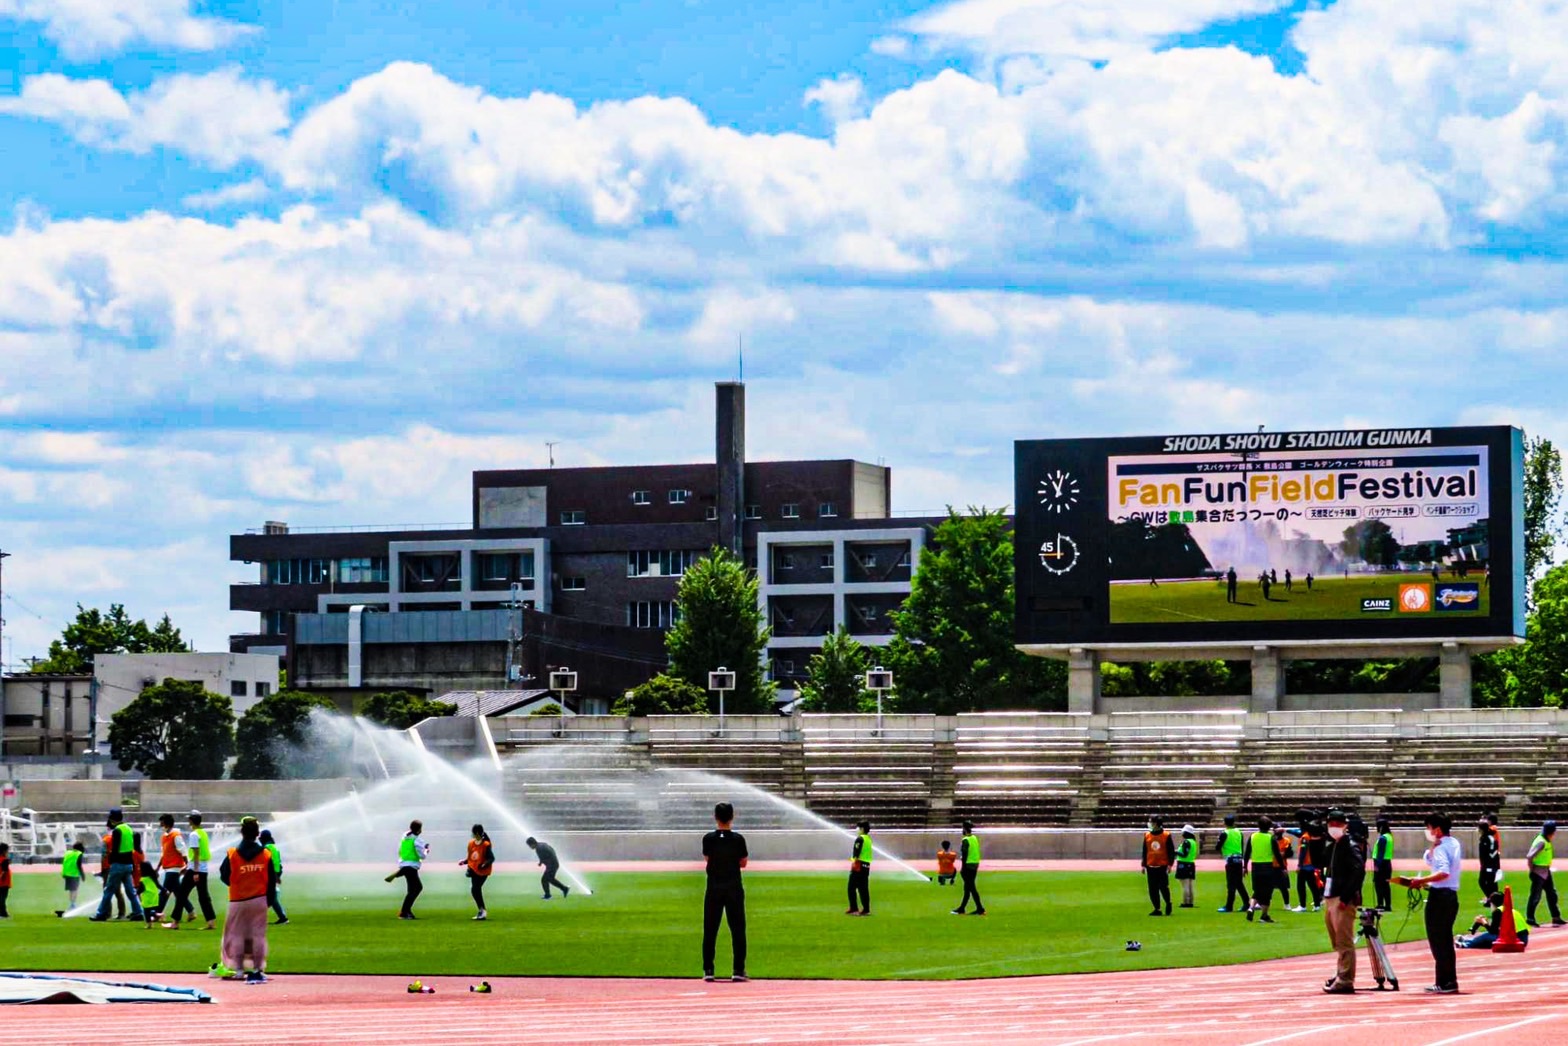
left=1250, top=646, right=1284, bottom=713
left=1438, top=642, right=1471, bottom=709
left=1067, top=648, right=1100, bottom=713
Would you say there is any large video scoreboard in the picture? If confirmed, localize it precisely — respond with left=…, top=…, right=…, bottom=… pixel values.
left=1015, top=426, right=1525, bottom=647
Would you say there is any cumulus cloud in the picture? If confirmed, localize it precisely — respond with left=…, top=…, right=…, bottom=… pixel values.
left=0, top=68, right=290, bottom=169
left=804, top=75, right=867, bottom=124
left=0, top=0, right=256, bottom=60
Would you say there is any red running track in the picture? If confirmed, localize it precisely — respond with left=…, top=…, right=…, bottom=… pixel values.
left=5, top=928, right=1565, bottom=1046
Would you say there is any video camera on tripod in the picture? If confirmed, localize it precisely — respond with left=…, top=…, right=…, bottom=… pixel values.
left=1356, top=905, right=1400, bottom=991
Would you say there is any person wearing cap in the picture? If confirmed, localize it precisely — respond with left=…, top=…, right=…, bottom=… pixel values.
left=1174, top=825, right=1198, bottom=909
left=846, top=820, right=873, bottom=916
left=1215, top=814, right=1249, bottom=913
left=1320, top=810, right=1365, bottom=994
left=89, top=808, right=143, bottom=922
left=1524, top=820, right=1563, bottom=928
left=167, top=810, right=216, bottom=930
left=1393, top=811, right=1462, bottom=994
left=952, top=820, right=985, bottom=916
left=217, top=817, right=276, bottom=983
left=1141, top=815, right=1174, bottom=917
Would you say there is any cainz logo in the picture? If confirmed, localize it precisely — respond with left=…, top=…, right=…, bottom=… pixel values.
left=1362, top=598, right=1393, bottom=613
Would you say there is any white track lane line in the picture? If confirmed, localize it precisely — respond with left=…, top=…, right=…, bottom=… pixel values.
left=1235, top=1028, right=1328, bottom=1046
left=1417, top=1013, right=1558, bottom=1046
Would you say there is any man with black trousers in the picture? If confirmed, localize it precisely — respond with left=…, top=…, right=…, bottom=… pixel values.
left=1215, top=814, right=1249, bottom=913
left=846, top=820, right=872, bottom=916
left=702, top=802, right=748, bottom=982
left=952, top=820, right=985, bottom=916
left=1371, top=818, right=1395, bottom=912
left=527, top=837, right=570, bottom=900
left=1396, top=812, right=1462, bottom=994
left=1320, top=810, right=1365, bottom=994
left=1477, top=813, right=1501, bottom=903
left=1141, top=816, right=1174, bottom=916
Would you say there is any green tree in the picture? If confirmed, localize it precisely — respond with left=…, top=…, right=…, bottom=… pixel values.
left=360, top=691, right=457, bottom=730
left=1340, top=519, right=1399, bottom=569
left=612, top=674, right=710, bottom=716
left=1524, top=435, right=1564, bottom=583
left=797, top=628, right=872, bottom=712
left=107, top=678, right=235, bottom=780
left=232, top=690, right=337, bottom=779
left=665, top=547, right=774, bottom=713
left=884, top=508, right=1066, bottom=713
left=1474, top=563, right=1568, bottom=707
left=528, top=702, right=564, bottom=717
left=29, top=604, right=191, bottom=674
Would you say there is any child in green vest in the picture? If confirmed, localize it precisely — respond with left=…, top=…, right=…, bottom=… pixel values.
left=1174, top=825, right=1199, bottom=908
left=60, top=841, right=86, bottom=911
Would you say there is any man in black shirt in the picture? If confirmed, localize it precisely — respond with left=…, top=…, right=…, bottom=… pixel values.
left=1320, top=810, right=1365, bottom=994
left=527, top=837, right=570, bottom=899
left=702, top=802, right=748, bottom=982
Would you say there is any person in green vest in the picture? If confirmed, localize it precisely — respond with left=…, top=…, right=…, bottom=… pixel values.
left=89, top=808, right=143, bottom=922
left=59, top=841, right=86, bottom=912
left=259, top=829, right=288, bottom=925
left=1244, top=817, right=1277, bottom=923
left=1174, top=824, right=1199, bottom=908
left=385, top=820, right=430, bottom=919
left=166, top=810, right=216, bottom=930
left=136, top=854, right=162, bottom=928
left=1215, top=814, right=1250, bottom=913
left=951, top=821, right=986, bottom=916
left=1371, top=818, right=1395, bottom=912
left=1459, top=890, right=1529, bottom=949
left=846, top=820, right=873, bottom=916
left=1525, top=820, right=1563, bottom=928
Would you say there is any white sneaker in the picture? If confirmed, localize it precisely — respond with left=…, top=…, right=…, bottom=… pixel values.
left=473, top=911, right=487, bottom=921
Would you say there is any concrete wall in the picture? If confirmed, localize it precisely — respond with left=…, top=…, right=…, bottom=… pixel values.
left=1098, top=693, right=1444, bottom=714
left=14, top=778, right=352, bottom=816
left=93, top=653, right=281, bottom=750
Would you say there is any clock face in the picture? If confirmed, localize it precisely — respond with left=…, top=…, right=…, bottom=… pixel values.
left=1037, top=469, right=1080, bottom=514
left=1039, top=534, right=1079, bottom=575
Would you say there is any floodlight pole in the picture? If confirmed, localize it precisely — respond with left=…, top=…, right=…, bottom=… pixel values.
left=709, top=666, right=734, bottom=737
left=866, top=665, right=893, bottom=736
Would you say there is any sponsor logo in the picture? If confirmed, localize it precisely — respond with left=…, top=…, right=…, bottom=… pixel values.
left=1038, top=534, right=1080, bottom=575
left=1434, top=582, right=1481, bottom=611
left=1398, top=584, right=1432, bottom=613
left=1362, top=598, right=1393, bottom=612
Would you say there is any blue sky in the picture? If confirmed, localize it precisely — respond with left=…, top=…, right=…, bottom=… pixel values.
left=0, top=0, right=1564, bottom=658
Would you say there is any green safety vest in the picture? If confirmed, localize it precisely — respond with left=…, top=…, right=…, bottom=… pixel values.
left=191, top=828, right=211, bottom=863
left=1531, top=835, right=1554, bottom=868
left=1220, top=828, right=1244, bottom=857
left=854, top=833, right=873, bottom=865
left=1249, top=831, right=1274, bottom=864
left=62, top=851, right=84, bottom=878
left=962, top=833, right=981, bottom=865
left=1375, top=833, right=1394, bottom=861
left=1177, top=838, right=1197, bottom=863
left=399, top=835, right=422, bottom=863
left=264, top=842, right=282, bottom=873
left=139, top=875, right=160, bottom=907
left=112, top=822, right=133, bottom=853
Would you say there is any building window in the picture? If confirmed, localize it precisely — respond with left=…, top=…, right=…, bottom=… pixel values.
left=231, top=680, right=248, bottom=697
left=261, top=610, right=289, bottom=635
left=669, top=489, right=691, bottom=505
left=898, top=549, right=911, bottom=567
left=821, top=552, right=835, bottom=569
left=562, top=577, right=587, bottom=591
left=479, top=553, right=513, bottom=581
left=745, top=505, right=762, bottom=519
left=782, top=503, right=800, bottom=519
left=819, top=502, right=837, bottom=518
left=628, top=550, right=699, bottom=578
left=705, top=506, right=718, bottom=521
left=561, top=510, right=586, bottom=525
left=863, top=553, right=878, bottom=569
left=265, top=558, right=334, bottom=585
left=632, top=490, right=651, bottom=505
left=256, top=681, right=272, bottom=698
left=626, top=601, right=680, bottom=628
left=776, top=659, right=795, bottom=676
left=779, top=552, right=794, bottom=571
left=337, top=557, right=389, bottom=584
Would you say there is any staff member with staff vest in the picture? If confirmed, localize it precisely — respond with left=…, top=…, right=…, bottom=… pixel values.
left=846, top=820, right=873, bottom=916
left=259, top=830, right=287, bottom=925
left=386, top=820, right=430, bottom=919
left=1216, top=815, right=1250, bottom=913
left=1174, top=825, right=1199, bottom=908
left=1525, top=820, right=1563, bottom=928
left=1371, top=818, right=1395, bottom=912
left=217, top=817, right=276, bottom=983
left=1245, top=818, right=1277, bottom=923
left=952, top=821, right=985, bottom=916
left=1141, top=816, right=1174, bottom=916
left=167, top=811, right=215, bottom=930
left=462, top=824, right=494, bottom=921
left=156, top=814, right=191, bottom=922
left=90, top=808, right=142, bottom=922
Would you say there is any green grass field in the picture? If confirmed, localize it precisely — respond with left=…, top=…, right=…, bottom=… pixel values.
left=1, top=869, right=1478, bottom=980
left=1110, top=574, right=1490, bottom=624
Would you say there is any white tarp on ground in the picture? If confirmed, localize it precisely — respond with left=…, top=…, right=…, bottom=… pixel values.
left=0, top=974, right=211, bottom=1004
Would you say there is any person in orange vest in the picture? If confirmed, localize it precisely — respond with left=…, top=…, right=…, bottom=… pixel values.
left=216, top=817, right=276, bottom=983
left=935, top=840, right=958, bottom=886
left=1141, top=815, right=1174, bottom=916
left=96, top=829, right=126, bottom=918
left=461, top=823, right=495, bottom=921
left=155, top=814, right=192, bottom=923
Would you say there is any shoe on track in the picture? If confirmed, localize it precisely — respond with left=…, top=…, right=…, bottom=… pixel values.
left=1323, top=983, right=1354, bottom=995
left=703, top=972, right=716, bottom=982
left=731, top=973, right=749, bottom=983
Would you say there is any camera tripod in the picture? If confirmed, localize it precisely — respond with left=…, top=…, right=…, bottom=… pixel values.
left=1357, top=905, right=1400, bottom=991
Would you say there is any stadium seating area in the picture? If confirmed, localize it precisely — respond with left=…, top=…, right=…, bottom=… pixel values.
left=490, top=709, right=1568, bottom=829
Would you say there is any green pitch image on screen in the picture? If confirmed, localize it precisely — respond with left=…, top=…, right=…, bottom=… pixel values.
left=1109, top=573, right=1490, bottom=624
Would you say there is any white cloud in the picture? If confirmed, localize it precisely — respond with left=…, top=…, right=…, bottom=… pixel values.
left=0, top=68, right=290, bottom=169
left=904, top=0, right=1293, bottom=63
left=0, top=0, right=255, bottom=60
left=804, top=75, right=867, bottom=124
left=182, top=177, right=271, bottom=210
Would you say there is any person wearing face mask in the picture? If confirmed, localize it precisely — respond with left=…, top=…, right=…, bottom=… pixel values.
left=1320, top=810, right=1365, bottom=994
left=1140, top=816, right=1174, bottom=917
left=1394, top=812, right=1462, bottom=994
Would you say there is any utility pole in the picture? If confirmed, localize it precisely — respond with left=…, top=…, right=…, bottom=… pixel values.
left=546, top=442, right=559, bottom=468
left=0, top=549, right=9, bottom=760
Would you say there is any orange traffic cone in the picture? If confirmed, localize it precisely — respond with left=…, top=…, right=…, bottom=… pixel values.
left=1492, top=886, right=1526, bottom=953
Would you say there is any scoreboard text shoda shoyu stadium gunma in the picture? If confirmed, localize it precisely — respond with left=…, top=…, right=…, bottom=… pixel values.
left=1014, top=426, right=1526, bottom=649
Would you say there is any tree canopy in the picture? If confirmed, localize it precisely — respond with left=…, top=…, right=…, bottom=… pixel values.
left=797, top=628, right=873, bottom=713
left=29, top=604, right=190, bottom=674
left=664, top=546, right=774, bottom=713
left=613, top=674, right=710, bottom=716
left=107, top=678, right=234, bottom=779
left=1524, top=435, right=1564, bottom=584
left=360, top=691, right=457, bottom=730
left=233, top=689, right=338, bottom=779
